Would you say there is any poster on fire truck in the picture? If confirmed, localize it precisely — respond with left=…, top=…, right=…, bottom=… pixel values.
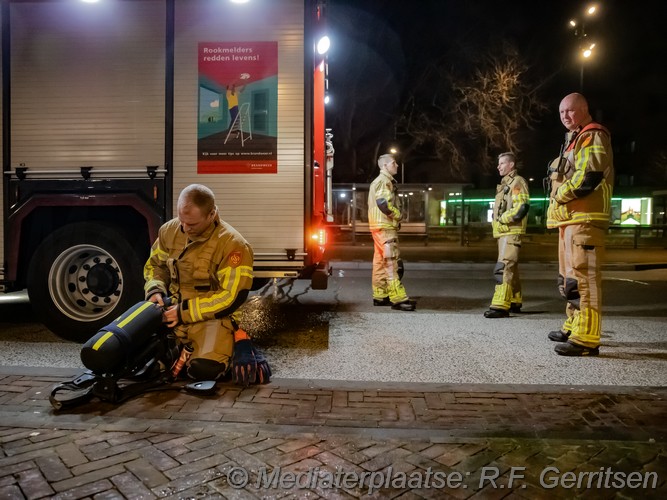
left=197, top=42, right=278, bottom=174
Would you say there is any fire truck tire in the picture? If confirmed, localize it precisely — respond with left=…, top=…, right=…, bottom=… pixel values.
left=27, top=222, right=145, bottom=343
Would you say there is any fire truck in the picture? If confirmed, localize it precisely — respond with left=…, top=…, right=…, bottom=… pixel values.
left=0, top=0, right=333, bottom=342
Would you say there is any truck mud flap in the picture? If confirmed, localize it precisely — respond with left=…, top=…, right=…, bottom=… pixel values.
left=311, top=265, right=332, bottom=290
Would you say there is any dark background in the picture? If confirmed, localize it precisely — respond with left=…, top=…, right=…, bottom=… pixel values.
left=325, top=0, right=667, bottom=189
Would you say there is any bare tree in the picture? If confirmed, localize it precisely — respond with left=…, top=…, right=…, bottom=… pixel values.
left=398, top=44, right=548, bottom=181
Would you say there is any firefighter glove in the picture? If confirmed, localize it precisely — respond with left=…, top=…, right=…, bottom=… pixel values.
left=548, top=200, right=570, bottom=222
left=253, top=347, right=272, bottom=384
left=232, top=328, right=255, bottom=386
left=493, top=221, right=509, bottom=233
left=231, top=328, right=272, bottom=386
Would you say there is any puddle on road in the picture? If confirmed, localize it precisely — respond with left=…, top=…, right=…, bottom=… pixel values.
left=239, top=281, right=336, bottom=351
left=0, top=279, right=339, bottom=350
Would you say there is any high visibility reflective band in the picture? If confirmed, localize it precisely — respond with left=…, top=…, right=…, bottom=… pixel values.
left=117, top=301, right=154, bottom=328
left=491, top=283, right=512, bottom=309
left=92, top=331, right=114, bottom=351
left=570, top=307, right=601, bottom=346
left=192, top=297, right=204, bottom=322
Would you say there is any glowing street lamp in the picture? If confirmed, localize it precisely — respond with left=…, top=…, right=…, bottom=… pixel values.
left=578, top=41, right=597, bottom=90
left=569, top=3, right=599, bottom=91
left=582, top=42, right=596, bottom=59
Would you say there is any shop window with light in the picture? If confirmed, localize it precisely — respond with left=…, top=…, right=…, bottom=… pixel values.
left=439, top=200, right=447, bottom=226
left=618, top=198, right=652, bottom=225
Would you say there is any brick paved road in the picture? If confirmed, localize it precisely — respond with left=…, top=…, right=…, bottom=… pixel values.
left=1, top=372, right=666, bottom=499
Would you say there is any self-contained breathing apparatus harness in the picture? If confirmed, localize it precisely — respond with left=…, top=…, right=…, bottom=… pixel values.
left=544, top=123, right=604, bottom=199
left=49, top=297, right=270, bottom=410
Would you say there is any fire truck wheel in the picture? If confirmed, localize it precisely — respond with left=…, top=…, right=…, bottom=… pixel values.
left=27, top=222, right=145, bottom=343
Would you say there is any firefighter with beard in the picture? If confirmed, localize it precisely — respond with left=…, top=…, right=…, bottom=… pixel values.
left=368, top=153, right=415, bottom=311
left=546, top=93, right=614, bottom=356
left=143, top=184, right=256, bottom=381
left=484, top=152, right=530, bottom=318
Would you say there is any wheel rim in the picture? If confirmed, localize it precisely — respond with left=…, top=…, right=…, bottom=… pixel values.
left=48, top=244, right=124, bottom=322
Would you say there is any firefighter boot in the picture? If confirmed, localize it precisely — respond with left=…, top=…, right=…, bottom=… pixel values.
left=554, top=341, right=599, bottom=356
left=484, top=308, right=509, bottom=318
left=556, top=307, right=601, bottom=356
left=548, top=311, right=575, bottom=342
left=548, top=330, right=570, bottom=342
left=391, top=300, right=416, bottom=311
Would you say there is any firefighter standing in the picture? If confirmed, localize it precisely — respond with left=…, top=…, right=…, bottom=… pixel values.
left=144, top=184, right=254, bottom=379
left=546, top=93, right=614, bottom=356
left=484, top=152, right=530, bottom=318
left=368, top=153, right=415, bottom=311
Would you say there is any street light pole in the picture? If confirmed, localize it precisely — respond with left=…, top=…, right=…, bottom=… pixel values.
left=579, top=41, right=595, bottom=92
left=569, top=4, right=598, bottom=92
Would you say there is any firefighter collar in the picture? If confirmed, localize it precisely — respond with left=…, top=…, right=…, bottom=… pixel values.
left=564, top=120, right=610, bottom=153
left=502, top=169, right=517, bottom=185
left=379, top=169, right=396, bottom=183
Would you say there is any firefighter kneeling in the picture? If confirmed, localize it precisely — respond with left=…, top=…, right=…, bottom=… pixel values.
left=143, top=184, right=270, bottom=385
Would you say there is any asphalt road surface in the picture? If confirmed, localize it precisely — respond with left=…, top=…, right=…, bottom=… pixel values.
left=1, top=263, right=666, bottom=387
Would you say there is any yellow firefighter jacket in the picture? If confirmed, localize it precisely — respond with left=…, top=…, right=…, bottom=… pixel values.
left=547, top=121, right=614, bottom=229
left=492, top=170, right=530, bottom=238
left=143, top=214, right=254, bottom=324
left=368, top=169, right=402, bottom=230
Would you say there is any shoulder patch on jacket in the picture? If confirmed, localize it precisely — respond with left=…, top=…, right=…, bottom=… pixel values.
left=228, top=251, right=242, bottom=267
left=581, top=135, right=593, bottom=147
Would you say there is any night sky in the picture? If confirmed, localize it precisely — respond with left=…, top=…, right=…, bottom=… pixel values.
left=326, top=0, right=667, bottom=189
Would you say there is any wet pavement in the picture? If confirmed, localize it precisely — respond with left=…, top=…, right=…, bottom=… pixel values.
left=1, top=240, right=666, bottom=498
left=1, top=368, right=666, bottom=499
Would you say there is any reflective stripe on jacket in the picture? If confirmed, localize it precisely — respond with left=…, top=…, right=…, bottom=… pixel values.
left=493, top=171, right=530, bottom=237
left=547, top=122, right=614, bottom=229
left=144, top=214, right=254, bottom=323
left=368, top=169, right=402, bottom=230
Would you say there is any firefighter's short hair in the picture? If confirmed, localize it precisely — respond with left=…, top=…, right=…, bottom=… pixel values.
left=178, top=184, right=216, bottom=215
left=377, top=153, right=395, bottom=169
left=498, top=152, right=516, bottom=164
